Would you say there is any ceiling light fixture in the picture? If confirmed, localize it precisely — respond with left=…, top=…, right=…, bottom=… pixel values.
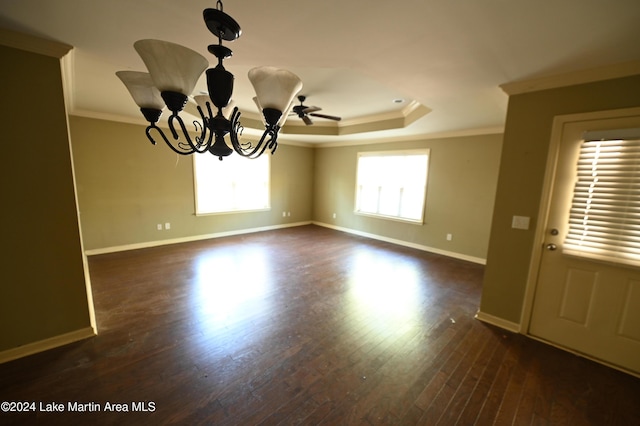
left=116, top=0, right=302, bottom=160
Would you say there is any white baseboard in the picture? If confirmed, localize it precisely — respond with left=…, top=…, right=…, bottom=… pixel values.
left=85, top=221, right=313, bottom=256
left=87, top=221, right=488, bottom=264
left=313, top=222, right=486, bottom=265
left=474, top=310, right=521, bottom=333
left=0, top=327, right=96, bottom=364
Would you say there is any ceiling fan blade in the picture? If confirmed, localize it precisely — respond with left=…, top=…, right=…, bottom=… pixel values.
left=302, top=115, right=313, bottom=126
left=309, top=113, right=342, bottom=121
left=303, top=106, right=322, bottom=114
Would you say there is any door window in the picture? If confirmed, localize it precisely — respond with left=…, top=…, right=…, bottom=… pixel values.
left=564, top=137, right=640, bottom=267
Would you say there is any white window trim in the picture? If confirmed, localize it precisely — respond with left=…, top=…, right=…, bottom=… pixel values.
left=354, top=149, right=430, bottom=224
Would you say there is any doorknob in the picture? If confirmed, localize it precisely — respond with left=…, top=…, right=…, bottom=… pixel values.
left=546, top=243, right=557, bottom=251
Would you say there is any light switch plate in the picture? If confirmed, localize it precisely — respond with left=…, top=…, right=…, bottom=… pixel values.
left=512, top=215, right=530, bottom=230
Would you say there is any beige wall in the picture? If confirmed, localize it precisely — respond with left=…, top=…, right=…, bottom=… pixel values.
left=481, top=74, right=640, bottom=324
left=313, top=134, right=503, bottom=261
left=0, top=45, right=92, bottom=352
left=70, top=116, right=315, bottom=251
left=71, top=115, right=501, bottom=261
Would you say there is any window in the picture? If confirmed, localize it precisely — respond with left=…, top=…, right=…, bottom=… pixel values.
left=355, top=150, right=430, bottom=223
left=194, top=153, right=270, bottom=215
left=564, top=137, right=640, bottom=266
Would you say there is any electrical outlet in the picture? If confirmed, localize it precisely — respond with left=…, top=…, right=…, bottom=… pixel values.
left=282, top=212, right=286, bottom=217
left=165, top=222, right=171, bottom=230
left=332, top=213, right=337, bottom=219
left=287, top=212, right=291, bottom=217
left=446, top=233, right=453, bottom=241
left=157, top=224, right=163, bottom=231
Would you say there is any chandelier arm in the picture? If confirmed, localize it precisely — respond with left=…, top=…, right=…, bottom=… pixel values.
left=179, top=120, right=208, bottom=152
left=193, top=106, right=214, bottom=149
left=228, top=108, right=264, bottom=158
left=250, top=130, right=277, bottom=159
left=146, top=124, right=196, bottom=155
left=226, top=107, right=279, bottom=159
left=202, top=103, right=217, bottom=148
left=144, top=124, right=160, bottom=146
left=205, top=102, right=215, bottom=123
left=231, top=126, right=279, bottom=159
left=168, top=114, right=209, bottom=154
left=267, top=134, right=279, bottom=155
left=190, top=120, right=202, bottom=146
left=228, top=107, right=243, bottom=147
left=193, top=117, right=211, bottom=147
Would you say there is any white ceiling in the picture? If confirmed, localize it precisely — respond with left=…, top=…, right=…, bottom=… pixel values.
left=1, top=0, right=640, bottom=144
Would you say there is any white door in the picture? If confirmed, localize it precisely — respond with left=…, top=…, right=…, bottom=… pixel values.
left=529, top=111, right=640, bottom=375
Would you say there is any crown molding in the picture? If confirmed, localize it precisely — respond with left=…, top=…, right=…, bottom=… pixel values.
left=500, top=60, right=640, bottom=96
left=314, top=126, right=504, bottom=148
left=281, top=100, right=432, bottom=137
left=0, top=27, right=72, bottom=58
left=61, top=50, right=76, bottom=113
left=338, top=100, right=429, bottom=127
left=71, top=109, right=152, bottom=127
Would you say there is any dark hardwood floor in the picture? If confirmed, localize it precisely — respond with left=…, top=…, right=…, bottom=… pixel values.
left=1, top=225, right=639, bottom=425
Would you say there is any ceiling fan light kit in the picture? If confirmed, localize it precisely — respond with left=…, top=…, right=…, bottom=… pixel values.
left=116, top=0, right=303, bottom=160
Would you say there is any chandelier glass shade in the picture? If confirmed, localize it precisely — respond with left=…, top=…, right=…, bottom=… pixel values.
left=116, top=0, right=302, bottom=160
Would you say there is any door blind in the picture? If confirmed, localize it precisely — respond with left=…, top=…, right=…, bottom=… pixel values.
left=563, top=138, right=640, bottom=267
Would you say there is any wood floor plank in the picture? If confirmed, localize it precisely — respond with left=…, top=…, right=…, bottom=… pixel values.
left=493, top=333, right=533, bottom=423
left=416, top=320, right=487, bottom=424
left=0, top=225, right=638, bottom=425
left=435, top=325, right=495, bottom=425
left=454, top=330, right=509, bottom=425
left=474, top=334, right=522, bottom=424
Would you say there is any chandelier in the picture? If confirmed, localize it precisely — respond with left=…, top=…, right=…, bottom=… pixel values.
left=116, top=0, right=303, bottom=160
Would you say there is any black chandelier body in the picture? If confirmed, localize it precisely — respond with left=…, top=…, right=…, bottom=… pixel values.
left=117, top=1, right=302, bottom=160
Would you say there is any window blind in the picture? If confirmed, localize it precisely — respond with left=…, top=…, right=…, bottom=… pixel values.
left=563, top=138, right=640, bottom=266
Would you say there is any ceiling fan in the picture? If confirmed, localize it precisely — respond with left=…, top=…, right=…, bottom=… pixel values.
left=291, top=95, right=342, bottom=125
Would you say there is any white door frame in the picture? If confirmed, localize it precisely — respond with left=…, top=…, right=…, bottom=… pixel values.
left=520, top=107, right=640, bottom=334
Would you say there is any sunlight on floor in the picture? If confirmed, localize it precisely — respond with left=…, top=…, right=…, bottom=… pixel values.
left=193, top=245, right=273, bottom=327
left=346, top=250, right=423, bottom=334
